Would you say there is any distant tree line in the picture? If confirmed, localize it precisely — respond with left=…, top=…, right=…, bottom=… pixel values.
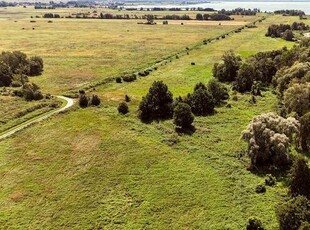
left=265, top=22, right=309, bottom=41
left=196, top=13, right=232, bottom=21
left=274, top=9, right=305, bottom=16
left=218, top=8, right=259, bottom=16
left=43, top=13, right=60, bottom=18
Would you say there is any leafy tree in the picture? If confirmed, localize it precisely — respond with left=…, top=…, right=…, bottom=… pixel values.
left=213, top=51, right=241, bottom=82
left=277, top=196, right=310, bottom=230
left=284, top=83, right=310, bottom=116
left=173, top=102, right=194, bottom=128
left=300, top=112, right=310, bottom=152
left=235, top=63, right=258, bottom=93
left=196, top=13, right=203, bottom=20
left=289, top=157, right=310, bottom=199
left=28, top=56, right=44, bottom=76
left=138, top=81, right=173, bottom=120
left=0, top=63, right=12, bottom=86
left=282, top=29, right=294, bottom=41
left=186, top=88, right=214, bottom=116
left=146, top=14, right=154, bottom=24
left=207, top=78, right=229, bottom=104
left=241, top=113, right=300, bottom=168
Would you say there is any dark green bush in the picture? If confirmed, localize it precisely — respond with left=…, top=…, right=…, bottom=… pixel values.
left=255, top=184, right=266, bottom=193
left=213, top=51, right=241, bottom=82
left=33, top=90, right=43, bottom=100
left=173, top=102, right=194, bottom=128
left=116, top=77, right=122, bottom=83
left=28, top=56, right=44, bottom=76
left=118, top=102, right=129, bottom=114
left=246, top=217, right=264, bottom=230
left=79, top=94, right=89, bottom=108
left=207, top=79, right=229, bottom=105
left=186, top=88, right=214, bottom=116
left=289, top=157, right=310, bottom=199
left=277, top=196, right=310, bottom=230
left=90, top=94, right=101, bottom=106
left=300, top=112, right=310, bottom=152
left=122, top=74, right=137, bottom=82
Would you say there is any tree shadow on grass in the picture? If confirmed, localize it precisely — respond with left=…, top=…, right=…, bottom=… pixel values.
left=175, top=125, right=196, bottom=136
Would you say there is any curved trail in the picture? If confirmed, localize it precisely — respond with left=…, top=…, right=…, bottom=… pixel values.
left=0, top=96, right=74, bottom=140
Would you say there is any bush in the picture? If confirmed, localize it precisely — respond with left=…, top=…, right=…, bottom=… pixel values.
left=0, top=63, right=12, bottom=87
left=90, top=94, right=101, bottom=106
left=255, top=184, right=266, bottom=193
left=207, top=79, right=229, bottom=105
left=241, top=113, right=300, bottom=168
left=11, top=80, right=22, bottom=87
left=173, top=102, right=194, bottom=128
left=213, top=51, right=241, bottom=82
left=33, top=90, right=43, bottom=100
left=118, top=102, right=129, bottom=114
left=282, top=29, right=294, bottom=41
left=277, top=196, right=310, bottom=230
left=79, top=94, right=89, bottom=108
left=265, top=174, right=276, bottom=186
left=186, top=88, right=214, bottom=116
left=116, top=77, right=122, bottom=83
left=300, top=112, right=310, bottom=152
left=246, top=217, right=264, bottom=230
left=28, top=56, right=43, bottom=76
left=138, top=81, right=173, bottom=120
left=125, top=94, right=131, bottom=102
left=23, top=89, right=34, bottom=101
left=122, top=74, right=137, bottom=82
left=284, top=83, right=310, bottom=116
left=235, top=63, right=258, bottom=93
left=289, top=157, right=310, bottom=199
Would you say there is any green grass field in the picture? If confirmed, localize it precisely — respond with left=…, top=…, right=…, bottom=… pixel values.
left=0, top=9, right=308, bottom=229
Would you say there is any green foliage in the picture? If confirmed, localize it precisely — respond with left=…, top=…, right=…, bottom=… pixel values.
left=79, top=94, right=89, bottom=108
left=277, top=196, right=310, bottom=230
left=173, top=102, right=194, bottom=128
left=282, top=29, right=294, bottom=41
left=207, top=78, right=229, bottom=105
left=118, top=102, right=129, bottom=114
left=235, top=63, right=258, bottom=93
left=122, top=74, right=137, bottom=82
left=284, top=83, right=310, bottom=116
left=28, top=56, right=44, bottom=76
left=90, top=94, right=101, bottom=106
left=116, top=77, right=122, bottom=83
left=138, top=81, right=173, bottom=120
left=300, top=112, right=310, bottom=152
left=289, top=157, right=310, bottom=199
left=186, top=88, right=214, bottom=116
left=247, top=217, right=264, bottom=230
left=0, top=63, right=12, bottom=87
left=213, top=51, right=241, bottom=82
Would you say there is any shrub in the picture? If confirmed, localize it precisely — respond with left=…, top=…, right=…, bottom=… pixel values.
left=23, top=89, right=34, bottom=101
left=116, top=77, right=122, bottom=83
left=125, top=94, right=131, bottom=102
left=79, top=94, right=89, bottom=108
left=241, top=113, right=300, bottom=168
left=194, top=82, right=207, bottom=91
left=173, top=102, right=194, bottom=128
left=255, top=184, right=266, bottom=193
left=186, top=88, right=214, bottom=116
left=207, top=78, right=229, bottom=105
left=235, top=63, right=258, bottom=93
left=0, top=63, right=12, bottom=87
left=246, top=217, right=264, bottom=230
left=90, top=94, right=101, bottom=106
left=28, top=56, right=44, bottom=76
left=118, top=102, right=129, bottom=114
left=265, top=174, right=276, bottom=186
left=277, top=196, right=310, bottom=230
left=11, top=80, right=22, bottom=87
left=33, top=90, right=43, bottom=100
left=300, top=112, right=310, bottom=152
left=122, top=74, right=137, bottom=82
left=213, top=51, right=241, bottom=82
left=138, top=81, right=173, bottom=120
left=289, top=157, right=310, bottom=199
left=282, top=29, right=294, bottom=41
left=284, top=83, right=310, bottom=116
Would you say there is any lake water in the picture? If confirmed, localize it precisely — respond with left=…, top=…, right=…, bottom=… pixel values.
left=125, top=1, right=310, bottom=14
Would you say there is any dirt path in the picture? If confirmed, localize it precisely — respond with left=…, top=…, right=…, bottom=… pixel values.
left=0, top=96, right=74, bottom=140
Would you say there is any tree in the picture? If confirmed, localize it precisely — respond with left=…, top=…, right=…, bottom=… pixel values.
left=90, top=94, right=101, bottom=106
left=282, top=29, right=294, bottom=41
left=289, top=157, right=310, bottom=199
left=241, top=113, right=300, bottom=168
left=173, top=102, right=194, bottom=128
left=196, top=13, right=203, bottom=20
left=213, top=51, right=241, bottom=82
left=235, top=63, right=258, bottom=93
left=186, top=88, right=214, bottom=116
left=300, top=112, right=310, bottom=152
left=118, top=102, right=129, bottom=114
left=277, top=196, right=310, bottom=230
left=79, top=94, right=89, bottom=108
left=284, top=83, right=310, bottom=116
left=28, top=56, right=44, bottom=76
left=138, top=81, right=173, bottom=120
left=146, top=14, right=154, bottom=24
left=0, top=63, right=12, bottom=86
left=207, top=78, right=229, bottom=104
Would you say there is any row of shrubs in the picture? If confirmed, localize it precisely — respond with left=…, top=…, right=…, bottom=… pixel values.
left=115, top=68, right=158, bottom=83
left=78, top=91, right=101, bottom=108
left=265, top=22, right=309, bottom=41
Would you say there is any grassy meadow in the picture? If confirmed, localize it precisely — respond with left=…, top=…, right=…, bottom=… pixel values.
left=0, top=7, right=309, bottom=229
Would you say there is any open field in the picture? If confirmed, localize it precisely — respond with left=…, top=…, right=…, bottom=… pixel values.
left=0, top=11, right=308, bottom=229
left=0, top=7, right=260, bottom=95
